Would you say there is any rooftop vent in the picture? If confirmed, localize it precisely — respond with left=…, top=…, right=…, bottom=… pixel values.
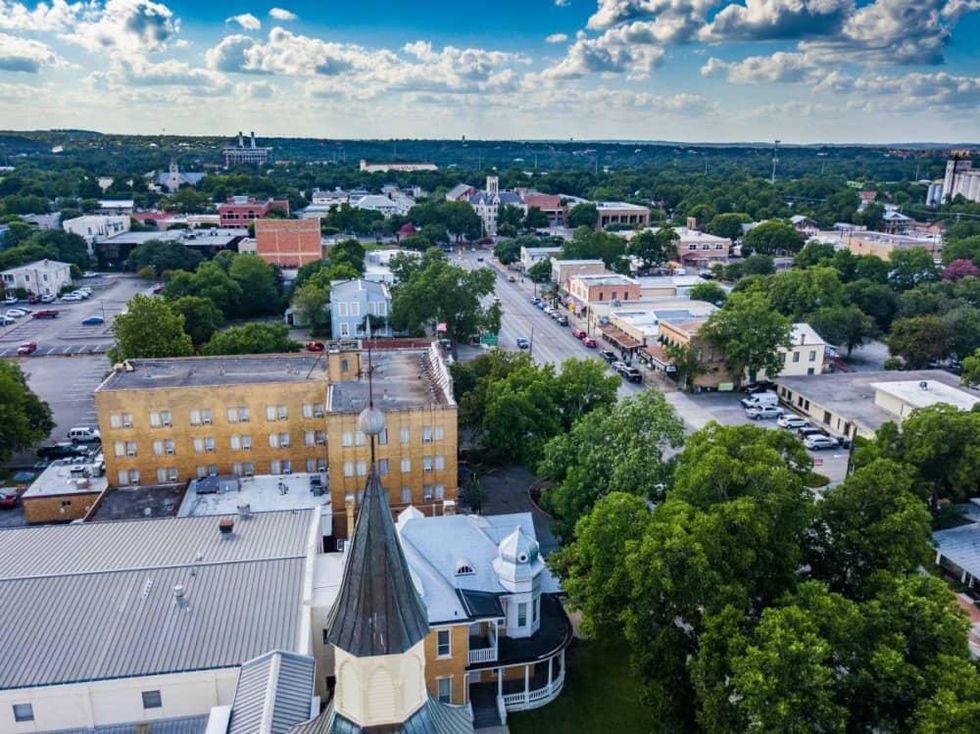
left=920, top=381, right=929, bottom=390
left=219, top=517, right=234, bottom=536
left=173, top=585, right=185, bottom=600
left=237, top=502, right=251, bottom=519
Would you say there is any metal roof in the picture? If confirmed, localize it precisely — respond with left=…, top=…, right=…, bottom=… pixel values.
left=229, top=651, right=316, bottom=734
left=51, top=715, right=209, bottom=734
left=0, top=558, right=306, bottom=690
left=324, top=469, right=429, bottom=657
left=290, top=697, right=473, bottom=734
left=934, top=523, right=980, bottom=579
left=0, top=510, right=313, bottom=580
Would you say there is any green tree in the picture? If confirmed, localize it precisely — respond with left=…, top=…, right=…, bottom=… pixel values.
left=451, top=349, right=531, bottom=429
left=706, top=212, right=750, bottom=241
left=764, top=266, right=845, bottom=319
left=126, top=241, right=203, bottom=274
left=889, top=247, right=939, bottom=290
left=854, top=201, right=885, bottom=230
left=896, top=404, right=980, bottom=507
left=203, top=322, right=300, bottom=355
left=941, top=235, right=980, bottom=266
left=497, top=204, right=524, bottom=231
left=526, top=257, right=552, bottom=283
left=228, top=254, right=281, bottom=317
left=688, top=281, right=728, bottom=306
left=845, top=278, right=899, bottom=332
left=329, top=238, right=366, bottom=274
left=0, top=361, right=53, bottom=462
left=524, top=206, right=549, bottom=229
left=109, top=294, right=193, bottom=362
left=742, top=220, right=805, bottom=255
left=807, top=304, right=876, bottom=356
left=292, top=282, right=331, bottom=331
left=567, top=202, right=598, bottom=229
left=164, top=262, right=242, bottom=316
left=170, top=295, right=223, bottom=347
left=887, top=315, right=949, bottom=368
left=628, top=227, right=677, bottom=268
left=561, top=226, right=628, bottom=272
left=793, top=241, right=836, bottom=268
left=962, top=347, right=980, bottom=386
left=701, top=291, right=793, bottom=384
left=493, top=238, right=521, bottom=265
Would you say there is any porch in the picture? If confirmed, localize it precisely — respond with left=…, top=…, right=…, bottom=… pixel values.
left=469, top=649, right=567, bottom=722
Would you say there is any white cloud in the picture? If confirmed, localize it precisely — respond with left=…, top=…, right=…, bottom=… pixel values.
left=226, top=13, right=260, bottom=31
left=555, top=0, right=570, bottom=6
left=587, top=0, right=716, bottom=41
left=61, top=0, right=180, bottom=55
left=0, top=31, right=66, bottom=72
left=0, top=0, right=84, bottom=32
left=699, top=0, right=853, bottom=42
left=700, top=51, right=811, bottom=83
left=269, top=7, right=297, bottom=21
left=236, top=80, right=276, bottom=98
left=545, top=32, right=568, bottom=43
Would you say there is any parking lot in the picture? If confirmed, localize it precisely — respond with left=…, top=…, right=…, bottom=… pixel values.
left=0, top=275, right=151, bottom=357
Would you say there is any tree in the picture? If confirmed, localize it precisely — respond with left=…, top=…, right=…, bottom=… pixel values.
left=164, top=262, right=242, bottom=316
left=451, top=349, right=531, bottom=429
left=292, top=282, right=331, bottom=332
left=493, top=238, right=521, bottom=265
left=538, top=390, right=684, bottom=535
left=962, top=348, right=980, bottom=386
left=765, top=266, right=845, bottom=319
left=854, top=201, right=885, bottom=230
left=390, top=257, right=496, bottom=342
left=700, top=291, right=793, bottom=384
left=567, top=202, right=598, bottom=229
left=169, top=296, right=223, bottom=347
left=688, top=281, right=727, bottom=306
left=109, top=294, right=193, bottom=362
left=126, top=241, right=203, bottom=274
left=628, top=227, right=677, bottom=269
left=793, top=241, right=836, bottom=269
left=228, top=254, right=281, bottom=317
left=527, top=257, right=552, bottom=283
left=0, top=361, right=53, bottom=462
left=524, top=206, right=549, bottom=229
left=887, top=315, right=949, bottom=368
left=943, top=259, right=980, bottom=281
left=706, top=212, right=750, bottom=241
left=889, top=247, right=938, bottom=290
left=845, top=278, right=899, bottom=332
left=895, top=404, right=980, bottom=507
left=941, top=235, right=980, bottom=266
left=497, top=204, right=524, bottom=231
left=741, top=220, right=805, bottom=255
left=329, top=238, right=366, bottom=274
left=561, top=226, right=628, bottom=272
left=203, top=322, right=300, bottom=355
left=807, top=304, right=876, bottom=356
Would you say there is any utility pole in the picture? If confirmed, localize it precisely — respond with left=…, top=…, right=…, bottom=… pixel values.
left=528, top=325, right=534, bottom=359
left=770, top=139, right=780, bottom=185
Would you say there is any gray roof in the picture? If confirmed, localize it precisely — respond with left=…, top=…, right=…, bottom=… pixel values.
left=230, top=651, right=316, bottom=734
left=97, top=355, right=328, bottom=391
left=934, top=523, right=980, bottom=577
left=52, top=714, right=209, bottom=734
left=291, top=697, right=473, bottom=734
left=327, top=348, right=454, bottom=413
left=0, top=511, right=313, bottom=690
left=325, top=469, right=429, bottom=657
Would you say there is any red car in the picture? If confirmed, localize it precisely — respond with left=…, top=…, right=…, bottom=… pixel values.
left=572, top=328, right=587, bottom=340
left=16, top=341, right=37, bottom=355
left=305, top=341, right=325, bottom=352
left=0, top=488, right=18, bottom=509
left=583, top=337, right=598, bottom=348
left=31, top=309, right=58, bottom=319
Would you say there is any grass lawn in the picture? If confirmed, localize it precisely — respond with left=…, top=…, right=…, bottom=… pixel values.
left=507, top=638, right=653, bottom=734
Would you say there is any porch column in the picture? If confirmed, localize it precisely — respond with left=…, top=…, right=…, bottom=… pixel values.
left=524, top=665, right=530, bottom=700
left=547, top=656, right=553, bottom=690
left=497, top=668, right=502, bottom=698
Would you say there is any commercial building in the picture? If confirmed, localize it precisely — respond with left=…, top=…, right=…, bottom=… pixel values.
left=254, top=219, right=322, bottom=268
left=519, top=246, right=562, bottom=271
left=20, top=456, right=107, bottom=524
left=567, top=273, right=641, bottom=311
left=62, top=214, right=130, bottom=248
left=223, top=131, right=271, bottom=167
left=597, top=299, right=718, bottom=358
left=359, top=160, right=437, bottom=173
left=1, top=259, right=72, bottom=297
left=551, top=259, right=606, bottom=290
left=97, top=199, right=134, bottom=216
left=94, top=229, right=248, bottom=268
left=943, top=156, right=980, bottom=204
left=330, top=279, right=392, bottom=338
left=351, top=193, right=412, bottom=218
left=644, top=314, right=734, bottom=390
left=218, top=196, right=290, bottom=228
left=841, top=230, right=942, bottom=261
left=445, top=183, right=477, bottom=203
left=522, top=193, right=565, bottom=227
left=595, top=201, right=650, bottom=230
left=774, top=370, right=978, bottom=441
left=94, top=342, right=458, bottom=538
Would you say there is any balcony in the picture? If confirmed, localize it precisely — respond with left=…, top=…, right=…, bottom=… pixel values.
left=501, top=668, right=566, bottom=712
left=468, top=625, right=498, bottom=665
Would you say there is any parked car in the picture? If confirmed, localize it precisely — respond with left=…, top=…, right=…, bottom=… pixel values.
left=40, top=293, right=57, bottom=303
left=16, top=341, right=37, bottom=356
left=530, top=297, right=540, bottom=305
left=305, top=341, right=325, bottom=352
left=60, top=293, right=83, bottom=302
left=619, top=365, right=643, bottom=383
left=81, top=315, right=105, bottom=326
left=31, top=309, right=58, bottom=319
left=556, top=315, right=568, bottom=326
left=583, top=337, right=598, bottom=348
left=36, top=442, right=88, bottom=460
left=599, top=349, right=617, bottom=363
left=4, top=308, right=27, bottom=319
left=27, top=294, right=42, bottom=304
left=516, top=337, right=530, bottom=350
left=777, top=414, right=809, bottom=429
left=805, top=434, right=840, bottom=450
left=506, top=274, right=517, bottom=282
left=746, top=405, right=783, bottom=420
left=67, top=426, right=101, bottom=443
left=740, top=391, right=778, bottom=408
left=572, top=328, right=587, bottom=340
left=0, top=315, right=13, bottom=326
left=3, top=295, right=18, bottom=305
left=0, top=488, right=18, bottom=509
left=535, top=301, right=546, bottom=310
left=476, top=256, right=484, bottom=262
left=798, top=425, right=829, bottom=439
left=81, top=271, right=100, bottom=278
left=611, top=360, right=628, bottom=372
left=743, top=380, right=777, bottom=394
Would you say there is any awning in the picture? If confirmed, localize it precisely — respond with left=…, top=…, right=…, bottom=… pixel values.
left=640, top=343, right=677, bottom=372
left=598, top=323, right=641, bottom=350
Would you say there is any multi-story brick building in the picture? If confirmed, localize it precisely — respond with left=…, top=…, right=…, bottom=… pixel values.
left=217, top=195, right=290, bottom=227
left=94, top=342, right=458, bottom=537
left=254, top=218, right=322, bottom=267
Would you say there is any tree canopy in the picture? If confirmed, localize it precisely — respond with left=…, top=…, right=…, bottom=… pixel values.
left=700, top=291, right=792, bottom=383
left=202, top=322, right=300, bottom=355
left=109, top=294, right=193, bottom=362
left=0, top=361, right=53, bottom=462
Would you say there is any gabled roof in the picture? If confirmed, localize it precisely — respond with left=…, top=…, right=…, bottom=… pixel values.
left=290, top=697, right=473, bottom=734
left=324, top=469, right=429, bottom=657
left=229, top=651, right=316, bottom=734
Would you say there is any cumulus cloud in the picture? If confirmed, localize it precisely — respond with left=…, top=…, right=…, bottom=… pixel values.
left=0, top=0, right=83, bottom=32
left=700, top=51, right=812, bottom=83
left=0, top=31, right=65, bottom=72
left=699, top=0, right=853, bottom=42
left=269, top=7, right=297, bottom=21
left=538, top=32, right=664, bottom=80
left=61, top=0, right=179, bottom=55
left=545, top=32, right=568, bottom=43
left=587, top=0, right=716, bottom=41
left=226, top=12, right=260, bottom=31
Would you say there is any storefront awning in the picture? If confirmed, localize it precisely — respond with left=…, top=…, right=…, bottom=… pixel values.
left=598, top=323, right=641, bottom=350
left=640, top=343, right=677, bottom=372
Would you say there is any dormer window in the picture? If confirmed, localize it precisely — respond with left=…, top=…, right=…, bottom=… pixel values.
left=455, top=560, right=475, bottom=576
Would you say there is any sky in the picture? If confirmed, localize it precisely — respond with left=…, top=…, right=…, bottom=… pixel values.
left=0, top=1, right=978, bottom=143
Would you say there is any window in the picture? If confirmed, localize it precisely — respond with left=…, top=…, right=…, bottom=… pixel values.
left=230, top=435, right=241, bottom=450
left=809, top=350, right=817, bottom=362
left=110, top=413, right=123, bottom=429
left=378, top=428, right=388, bottom=445
left=356, top=461, right=367, bottom=476
left=189, top=409, right=201, bottom=426
left=434, top=455, right=445, bottom=471
left=271, top=459, right=281, bottom=474
left=124, top=441, right=137, bottom=457
left=343, top=461, right=354, bottom=477
left=340, top=323, right=350, bottom=337
left=400, top=427, right=410, bottom=444
left=400, top=457, right=411, bottom=473
left=118, top=469, right=129, bottom=485
left=201, top=408, right=213, bottom=425
left=350, top=302, right=360, bottom=317
left=303, top=403, right=313, bottom=419
left=338, top=302, right=349, bottom=316
left=241, top=435, right=252, bottom=451
left=242, top=462, right=254, bottom=477
left=436, top=629, right=451, bottom=657
left=435, top=484, right=445, bottom=500
left=129, top=469, right=140, bottom=485
left=378, top=459, right=389, bottom=475
left=202, top=437, right=214, bottom=453
left=266, top=405, right=277, bottom=421
left=193, top=437, right=205, bottom=453
left=114, top=441, right=125, bottom=457
left=437, top=677, right=452, bottom=704
left=342, top=431, right=353, bottom=447
left=142, top=690, right=162, bottom=709
left=157, top=468, right=167, bottom=482
left=423, top=456, right=433, bottom=473
left=279, top=432, right=290, bottom=448
left=239, top=406, right=250, bottom=423
left=227, top=407, right=239, bottom=423
left=12, top=703, right=34, bottom=722
left=434, top=425, right=445, bottom=441
left=281, top=459, right=292, bottom=474
left=317, top=458, right=327, bottom=472
left=401, top=486, right=412, bottom=503
left=315, top=430, right=326, bottom=446
left=355, top=431, right=365, bottom=446
left=423, top=484, right=434, bottom=501
left=149, top=410, right=171, bottom=427
left=518, top=602, right=528, bottom=627
left=304, top=430, right=315, bottom=447
left=278, top=405, right=288, bottom=421
left=268, top=433, right=279, bottom=448
left=306, top=458, right=317, bottom=473
left=422, top=426, right=433, bottom=443
left=232, top=462, right=243, bottom=476
left=792, top=351, right=800, bottom=363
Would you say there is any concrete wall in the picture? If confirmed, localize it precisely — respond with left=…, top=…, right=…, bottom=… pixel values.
left=0, top=668, right=239, bottom=733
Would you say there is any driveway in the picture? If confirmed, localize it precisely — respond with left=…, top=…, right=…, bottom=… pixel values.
left=479, top=465, right=558, bottom=556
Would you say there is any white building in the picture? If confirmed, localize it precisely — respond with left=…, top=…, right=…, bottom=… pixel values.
left=351, top=193, right=414, bottom=218
left=469, top=176, right=525, bottom=236
left=155, top=160, right=206, bottom=194
left=778, top=323, right=827, bottom=377
left=63, top=214, right=130, bottom=248
left=310, top=187, right=352, bottom=206
left=359, top=160, right=437, bottom=173
left=519, top=246, right=562, bottom=271
left=943, top=157, right=980, bottom=204
left=1, top=259, right=72, bottom=297
left=97, top=200, right=134, bottom=216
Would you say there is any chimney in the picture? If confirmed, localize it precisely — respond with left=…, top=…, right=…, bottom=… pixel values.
left=250, top=131, right=256, bottom=149
left=345, top=493, right=356, bottom=537
left=219, top=517, right=234, bottom=536
left=238, top=131, right=244, bottom=148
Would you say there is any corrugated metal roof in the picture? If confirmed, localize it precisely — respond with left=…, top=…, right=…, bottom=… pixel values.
left=51, top=714, right=209, bottom=734
left=229, top=651, right=316, bottom=734
left=0, top=557, right=306, bottom=690
left=290, top=697, right=473, bottom=733
left=934, top=523, right=980, bottom=577
left=0, top=510, right=312, bottom=580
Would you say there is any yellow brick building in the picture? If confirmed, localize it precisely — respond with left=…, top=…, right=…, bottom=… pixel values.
left=95, top=342, right=458, bottom=537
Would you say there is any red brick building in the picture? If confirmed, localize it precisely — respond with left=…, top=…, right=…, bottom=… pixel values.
left=254, top=219, right=322, bottom=267
left=218, top=196, right=290, bottom=228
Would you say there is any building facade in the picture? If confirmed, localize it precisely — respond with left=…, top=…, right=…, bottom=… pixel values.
left=567, top=273, right=641, bottom=308
left=469, top=177, right=525, bottom=236
left=254, top=219, right=322, bottom=267
left=330, top=279, right=392, bottom=339
left=62, top=214, right=130, bottom=248
left=943, top=156, right=980, bottom=204
left=1, top=259, right=72, bottom=297
left=223, top=131, right=271, bottom=167
left=595, top=201, right=650, bottom=230
left=218, top=196, right=290, bottom=227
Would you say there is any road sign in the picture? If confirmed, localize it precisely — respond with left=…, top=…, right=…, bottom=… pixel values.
left=480, top=332, right=498, bottom=347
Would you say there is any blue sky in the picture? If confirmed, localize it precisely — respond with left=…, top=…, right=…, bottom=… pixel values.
left=0, top=1, right=978, bottom=142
